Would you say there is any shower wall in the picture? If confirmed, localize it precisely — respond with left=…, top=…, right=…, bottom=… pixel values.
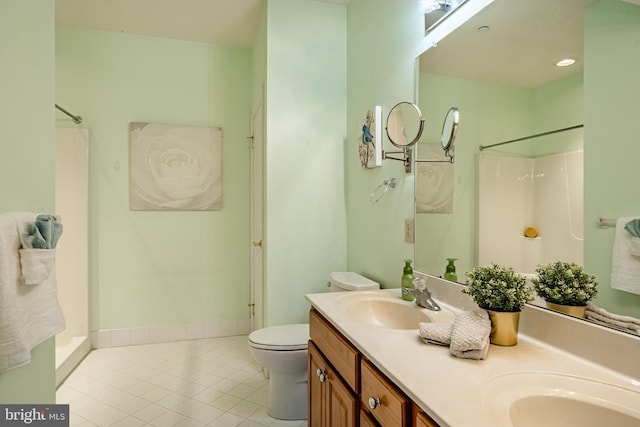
left=478, top=151, right=584, bottom=274
left=54, top=128, right=90, bottom=385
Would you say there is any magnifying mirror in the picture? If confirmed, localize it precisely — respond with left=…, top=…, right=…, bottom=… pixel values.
left=441, top=107, right=459, bottom=158
left=386, top=102, right=425, bottom=148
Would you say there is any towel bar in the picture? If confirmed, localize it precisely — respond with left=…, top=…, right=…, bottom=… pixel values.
left=597, top=215, right=617, bottom=229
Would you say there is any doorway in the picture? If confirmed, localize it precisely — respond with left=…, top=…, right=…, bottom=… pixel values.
left=250, top=90, right=265, bottom=331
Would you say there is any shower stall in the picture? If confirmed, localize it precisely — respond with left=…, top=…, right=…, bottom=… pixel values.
left=54, top=128, right=90, bottom=386
left=478, top=150, right=584, bottom=277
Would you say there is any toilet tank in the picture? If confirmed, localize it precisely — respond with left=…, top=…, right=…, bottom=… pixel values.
left=329, top=272, right=380, bottom=292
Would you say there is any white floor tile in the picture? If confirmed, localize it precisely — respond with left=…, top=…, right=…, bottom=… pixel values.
left=56, top=336, right=307, bottom=426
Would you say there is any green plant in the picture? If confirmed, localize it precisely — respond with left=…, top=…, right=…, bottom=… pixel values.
left=532, top=261, right=598, bottom=306
left=463, top=263, right=533, bottom=312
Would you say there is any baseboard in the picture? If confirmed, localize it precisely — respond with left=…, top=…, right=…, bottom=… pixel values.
left=91, top=318, right=252, bottom=349
left=55, top=336, right=91, bottom=388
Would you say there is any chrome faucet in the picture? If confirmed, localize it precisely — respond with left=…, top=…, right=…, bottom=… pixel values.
left=402, top=277, right=441, bottom=311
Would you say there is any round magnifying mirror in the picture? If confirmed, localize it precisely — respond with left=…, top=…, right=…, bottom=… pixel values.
left=386, top=102, right=425, bottom=148
left=441, top=107, right=460, bottom=154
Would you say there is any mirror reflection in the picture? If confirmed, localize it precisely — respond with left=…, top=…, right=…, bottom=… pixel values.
left=414, top=0, right=640, bottom=331
left=386, top=102, right=425, bottom=148
left=440, top=107, right=459, bottom=154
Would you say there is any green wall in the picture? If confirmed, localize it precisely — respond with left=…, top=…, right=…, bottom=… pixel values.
left=584, top=0, right=640, bottom=317
left=415, top=72, right=583, bottom=277
left=346, top=0, right=424, bottom=287
left=56, top=28, right=253, bottom=330
left=415, top=74, right=533, bottom=276
left=0, top=0, right=56, bottom=404
left=264, top=0, right=347, bottom=325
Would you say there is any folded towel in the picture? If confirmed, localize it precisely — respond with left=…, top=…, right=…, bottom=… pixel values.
left=28, top=214, right=63, bottom=249
left=0, top=213, right=65, bottom=372
left=586, top=303, right=640, bottom=335
left=610, top=217, right=640, bottom=295
left=419, top=322, right=452, bottom=346
left=624, top=219, right=640, bottom=238
left=450, top=309, right=491, bottom=360
left=19, top=248, right=56, bottom=285
left=419, top=310, right=490, bottom=360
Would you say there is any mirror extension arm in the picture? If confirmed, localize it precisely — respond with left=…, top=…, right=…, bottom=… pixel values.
left=383, top=147, right=413, bottom=173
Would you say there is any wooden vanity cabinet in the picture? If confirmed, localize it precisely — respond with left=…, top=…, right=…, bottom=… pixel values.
left=309, top=308, right=441, bottom=427
left=309, top=341, right=358, bottom=426
left=413, top=404, right=440, bottom=427
left=309, top=308, right=360, bottom=426
left=360, top=358, right=410, bottom=426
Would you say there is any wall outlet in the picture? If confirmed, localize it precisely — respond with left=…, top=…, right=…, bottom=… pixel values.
left=404, top=218, right=415, bottom=243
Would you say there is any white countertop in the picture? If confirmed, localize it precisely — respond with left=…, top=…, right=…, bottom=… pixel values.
left=305, top=288, right=640, bottom=427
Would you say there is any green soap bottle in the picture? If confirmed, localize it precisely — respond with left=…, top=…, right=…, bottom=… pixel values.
left=444, top=258, right=458, bottom=282
left=401, top=259, right=414, bottom=301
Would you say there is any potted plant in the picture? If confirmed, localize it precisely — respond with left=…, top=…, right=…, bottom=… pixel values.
left=463, top=263, right=534, bottom=346
left=531, top=261, right=598, bottom=318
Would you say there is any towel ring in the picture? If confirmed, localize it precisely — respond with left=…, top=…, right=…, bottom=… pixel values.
left=370, top=178, right=396, bottom=205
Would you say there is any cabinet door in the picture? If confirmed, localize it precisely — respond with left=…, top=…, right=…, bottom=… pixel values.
left=309, top=341, right=327, bottom=426
left=325, top=366, right=358, bottom=427
left=309, top=341, right=358, bottom=427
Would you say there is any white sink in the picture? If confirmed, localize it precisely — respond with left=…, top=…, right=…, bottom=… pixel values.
left=338, top=292, right=456, bottom=329
left=482, top=372, right=640, bottom=427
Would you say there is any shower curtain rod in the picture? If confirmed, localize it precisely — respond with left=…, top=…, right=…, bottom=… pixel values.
left=55, top=104, right=83, bottom=124
left=478, top=124, right=583, bottom=151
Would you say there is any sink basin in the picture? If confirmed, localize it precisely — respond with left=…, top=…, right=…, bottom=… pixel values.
left=482, top=372, right=640, bottom=427
left=340, top=295, right=455, bottom=329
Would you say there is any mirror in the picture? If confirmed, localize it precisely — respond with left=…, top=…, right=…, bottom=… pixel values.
left=440, top=107, right=459, bottom=156
left=415, top=0, right=640, bottom=330
left=385, top=102, right=425, bottom=148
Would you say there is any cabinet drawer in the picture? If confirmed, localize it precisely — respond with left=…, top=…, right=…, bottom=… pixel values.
left=414, top=404, right=440, bottom=427
left=309, top=309, right=359, bottom=391
left=361, top=358, right=409, bottom=426
left=360, top=409, right=378, bottom=427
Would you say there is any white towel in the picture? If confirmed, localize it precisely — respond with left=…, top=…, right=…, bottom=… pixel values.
left=0, top=213, right=65, bottom=372
left=19, top=248, right=56, bottom=285
left=610, top=217, right=640, bottom=295
left=419, top=310, right=491, bottom=360
left=586, top=303, right=640, bottom=335
left=450, top=309, right=491, bottom=360
left=419, top=322, right=453, bottom=346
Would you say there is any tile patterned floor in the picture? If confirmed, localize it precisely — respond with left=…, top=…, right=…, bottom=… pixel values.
left=56, top=335, right=308, bottom=427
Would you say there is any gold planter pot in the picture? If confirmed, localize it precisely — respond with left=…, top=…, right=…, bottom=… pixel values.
left=486, top=310, right=520, bottom=346
left=546, top=302, right=587, bottom=319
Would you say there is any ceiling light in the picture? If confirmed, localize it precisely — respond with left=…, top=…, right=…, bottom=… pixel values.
left=556, top=58, right=577, bottom=67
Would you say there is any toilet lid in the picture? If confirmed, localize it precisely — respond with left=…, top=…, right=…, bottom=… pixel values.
left=248, top=324, right=309, bottom=351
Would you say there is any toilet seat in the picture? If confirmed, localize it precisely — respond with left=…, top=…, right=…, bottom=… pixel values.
left=248, top=324, right=309, bottom=351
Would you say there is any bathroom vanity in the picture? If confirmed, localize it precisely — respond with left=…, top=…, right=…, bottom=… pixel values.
left=309, top=308, right=438, bottom=426
left=306, top=280, right=640, bottom=426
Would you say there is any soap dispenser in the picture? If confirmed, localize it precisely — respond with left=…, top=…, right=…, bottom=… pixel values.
left=444, top=258, right=458, bottom=282
left=401, top=259, right=414, bottom=301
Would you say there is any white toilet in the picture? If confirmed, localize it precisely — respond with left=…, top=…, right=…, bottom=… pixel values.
left=247, top=272, right=379, bottom=420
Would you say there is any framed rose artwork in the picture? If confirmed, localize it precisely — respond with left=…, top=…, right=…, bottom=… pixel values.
left=415, top=143, right=453, bottom=213
left=129, top=122, right=222, bottom=211
left=357, top=105, right=382, bottom=168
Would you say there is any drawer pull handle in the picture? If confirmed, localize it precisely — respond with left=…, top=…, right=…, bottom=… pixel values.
left=316, top=368, right=327, bottom=382
left=368, top=397, right=381, bottom=410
